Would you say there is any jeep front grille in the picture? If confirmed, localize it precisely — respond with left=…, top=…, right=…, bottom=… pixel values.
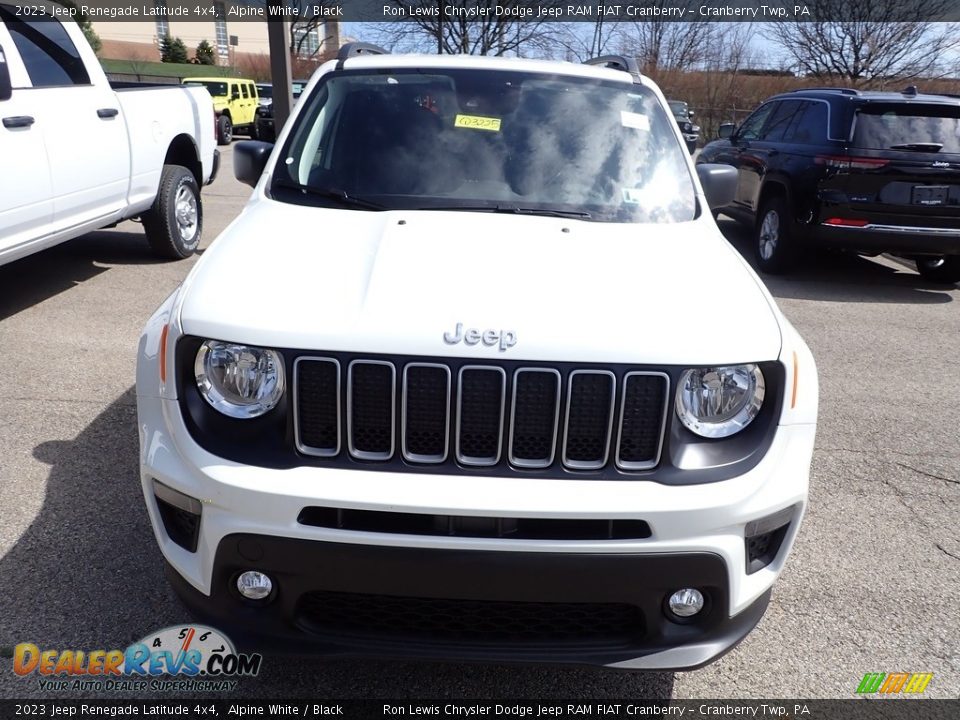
left=294, top=357, right=669, bottom=474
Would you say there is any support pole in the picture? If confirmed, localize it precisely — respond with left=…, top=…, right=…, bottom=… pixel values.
left=266, top=9, right=292, bottom=134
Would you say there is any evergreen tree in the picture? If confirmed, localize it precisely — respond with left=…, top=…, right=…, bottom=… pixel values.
left=195, top=40, right=216, bottom=66
left=160, top=36, right=189, bottom=64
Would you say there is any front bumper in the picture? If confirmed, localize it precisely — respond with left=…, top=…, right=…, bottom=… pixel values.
left=138, top=391, right=813, bottom=668
left=167, top=538, right=771, bottom=669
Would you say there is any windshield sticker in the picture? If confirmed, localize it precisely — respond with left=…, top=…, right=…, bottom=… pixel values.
left=620, top=111, right=650, bottom=131
left=622, top=187, right=646, bottom=204
left=454, top=114, right=502, bottom=132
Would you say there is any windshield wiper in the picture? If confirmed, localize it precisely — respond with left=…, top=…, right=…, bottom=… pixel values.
left=420, top=203, right=591, bottom=219
left=273, top=180, right=386, bottom=210
left=889, top=143, right=944, bottom=152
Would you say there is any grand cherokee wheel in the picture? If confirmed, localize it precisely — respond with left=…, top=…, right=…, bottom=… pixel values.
left=755, top=196, right=798, bottom=274
left=916, top=256, right=960, bottom=284
left=142, top=165, right=202, bottom=260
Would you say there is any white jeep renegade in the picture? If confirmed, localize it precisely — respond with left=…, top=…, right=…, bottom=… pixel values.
left=136, top=45, right=818, bottom=670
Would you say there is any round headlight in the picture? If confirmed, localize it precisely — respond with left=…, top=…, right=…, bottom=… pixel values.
left=676, top=364, right=764, bottom=439
left=195, top=341, right=285, bottom=419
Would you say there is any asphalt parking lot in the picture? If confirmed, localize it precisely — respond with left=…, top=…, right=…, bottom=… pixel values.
left=0, top=143, right=957, bottom=700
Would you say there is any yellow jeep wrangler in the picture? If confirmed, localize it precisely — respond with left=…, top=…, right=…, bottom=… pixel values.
left=182, top=77, right=260, bottom=145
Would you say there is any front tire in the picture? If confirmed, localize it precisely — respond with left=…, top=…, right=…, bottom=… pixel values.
left=755, top=196, right=799, bottom=274
left=216, top=115, right=232, bottom=145
left=142, top=165, right=202, bottom=260
left=916, top=256, right=960, bottom=284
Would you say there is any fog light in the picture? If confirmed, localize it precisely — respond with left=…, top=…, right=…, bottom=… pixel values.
left=236, top=571, right=273, bottom=601
left=668, top=588, right=704, bottom=618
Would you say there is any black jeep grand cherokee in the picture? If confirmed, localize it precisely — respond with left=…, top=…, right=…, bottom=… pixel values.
left=698, top=87, right=960, bottom=282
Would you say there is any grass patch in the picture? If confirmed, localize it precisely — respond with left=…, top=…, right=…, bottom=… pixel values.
left=100, top=59, right=235, bottom=80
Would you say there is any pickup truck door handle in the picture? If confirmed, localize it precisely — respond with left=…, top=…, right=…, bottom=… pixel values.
left=2, top=115, right=35, bottom=129
left=97, top=108, right=119, bottom=119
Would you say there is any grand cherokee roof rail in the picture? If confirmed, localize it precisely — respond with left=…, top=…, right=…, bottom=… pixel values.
left=584, top=55, right=641, bottom=81
left=789, top=87, right=859, bottom=95
left=336, top=42, right=389, bottom=68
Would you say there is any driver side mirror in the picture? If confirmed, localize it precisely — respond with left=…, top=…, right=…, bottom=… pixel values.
left=687, top=110, right=695, bottom=119
left=0, top=45, right=12, bottom=102
left=718, top=123, right=736, bottom=139
left=234, top=140, right=274, bottom=187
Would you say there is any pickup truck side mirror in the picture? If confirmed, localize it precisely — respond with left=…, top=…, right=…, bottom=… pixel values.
left=696, top=163, right=738, bottom=210
left=687, top=110, right=695, bottom=119
left=718, top=123, right=736, bottom=139
left=234, top=140, right=274, bottom=187
left=0, top=45, right=12, bottom=102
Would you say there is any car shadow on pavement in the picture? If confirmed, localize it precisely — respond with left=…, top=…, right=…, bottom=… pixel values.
left=715, top=217, right=956, bottom=304
left=0, top=230, right=173, bottom=322
left=0, top=389, right=674, bottom=700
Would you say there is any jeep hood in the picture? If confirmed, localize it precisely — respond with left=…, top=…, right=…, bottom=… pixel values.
left=179, top=202, right=782, bottom=364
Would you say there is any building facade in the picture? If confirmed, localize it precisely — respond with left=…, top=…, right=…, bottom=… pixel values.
left=94, top=10, right=340, bottom=67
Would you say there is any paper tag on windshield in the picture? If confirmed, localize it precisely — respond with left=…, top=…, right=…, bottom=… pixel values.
left=455, top=114, right=502, bottom=132
left=621, top=111, right=650, bottom=131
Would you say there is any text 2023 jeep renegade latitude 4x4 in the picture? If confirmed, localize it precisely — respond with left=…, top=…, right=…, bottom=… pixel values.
left=136, top=47, right=818, bottom=670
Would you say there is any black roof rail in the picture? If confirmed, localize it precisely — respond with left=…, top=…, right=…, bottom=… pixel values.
left=584, top=55, right=641, bottom=80
left=336, top=42, right=389, bottom=67
left=789, top=87, right=859, bottom=95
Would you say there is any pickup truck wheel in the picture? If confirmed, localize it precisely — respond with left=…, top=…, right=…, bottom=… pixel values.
left=142, top=165, right=202, bottom=260
left=248, top=122, right=260, bottom=141
left=916, top=256, right=960, bottom=284
left=755, top=196, right=798, bottom=274
left=216, top=115, right=232, bottom=145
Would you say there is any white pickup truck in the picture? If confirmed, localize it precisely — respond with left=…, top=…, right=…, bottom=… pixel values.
left=0, top=2, right=218, bottom=266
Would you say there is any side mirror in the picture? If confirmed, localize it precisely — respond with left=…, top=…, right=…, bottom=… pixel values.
left=696, top=163, right=738, bottom=211
left=718, top=123, right=736, bottom=139
left=233, top=140, right=274, bottom=187
left=0, top=45, right=12, bottom=102
left=687, top=110, right=695, bottom=119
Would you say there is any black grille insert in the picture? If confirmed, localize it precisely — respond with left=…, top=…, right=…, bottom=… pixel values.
left=456, top=367, right=506, bottom=465
left=295, top=358, right=340, bottom=455
left=617, top=373, right=669, bottom=469
left=298, top=506, right=652, bottom=540
left=402, top=364, right=450, bottom=462
left=564, top=371, right=615, bottom=469
left=509, top=369, right=561, bottom=467
left=296, top=591, right=645, bottom=644
left=348, top=361, right=395, bottom=459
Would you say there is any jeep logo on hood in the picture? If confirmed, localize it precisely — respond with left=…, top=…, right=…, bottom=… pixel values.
left=443, top=323, right=517, bottom=352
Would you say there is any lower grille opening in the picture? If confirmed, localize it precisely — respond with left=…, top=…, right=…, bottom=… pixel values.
left=746, top=523, right=790, bottom=574
left=295, top=591, right=645, bottom=645
left=155, top=496, right=200, bottom=553
left=298, top=506, right=652, bottom=540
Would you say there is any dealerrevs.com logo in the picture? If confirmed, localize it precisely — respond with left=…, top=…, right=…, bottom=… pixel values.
left=12, top=625, right=261, bottom=692
left=855, top=672, right=934, bottom=695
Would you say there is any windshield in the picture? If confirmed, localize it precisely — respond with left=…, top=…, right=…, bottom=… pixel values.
left=185, top=80, right=228, bottom=97
left=854, top=104, right=960, bottom=153
left=668, top=100, right=689, bottom=120
left=258, top=85, right=273, bottom=99
left=274, top=69, right=696, bottom=223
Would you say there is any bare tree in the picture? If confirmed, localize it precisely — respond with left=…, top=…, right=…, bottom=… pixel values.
left=619, top=3, right=719, bottom=73
left=370, top=1, right=563, bottom=56
left=553, top=20, right=627, bottom=62
left=761, top=0, right=960, bottom=86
